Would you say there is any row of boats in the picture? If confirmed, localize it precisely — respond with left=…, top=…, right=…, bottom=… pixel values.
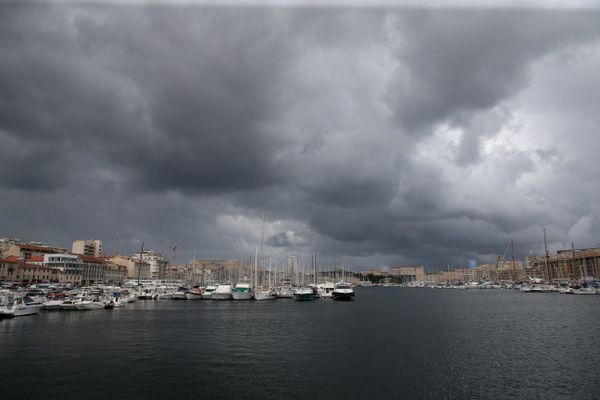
left=414, top=279, right=600, bottom=294
left=0, top=281, right=355, bottom=318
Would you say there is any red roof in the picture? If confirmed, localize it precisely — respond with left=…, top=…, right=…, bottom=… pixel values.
left=27, top=256, right=45, bottom=262
left=0, top=256, right=50, bottom=269
left=16, top=242, right=64, bottom=252
left=0, top=256, right=22, bottom=263
left=79, top=255, right=107, bottom=264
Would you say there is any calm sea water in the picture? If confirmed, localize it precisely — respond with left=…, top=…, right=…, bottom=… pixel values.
left=1, top=287, right=599, bottom=400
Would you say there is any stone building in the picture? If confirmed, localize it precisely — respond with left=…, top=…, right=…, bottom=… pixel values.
left=0, top=256, right=62, bottom=284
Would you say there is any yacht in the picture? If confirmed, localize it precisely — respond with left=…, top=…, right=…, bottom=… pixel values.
left=318, top=282, right=335, bottom=298
left=121, top=289, right=137, bottom=303
left=212, top=283, right=233, bottom=300
left=75, top=294, right=106, bottom=310
left=232, top=280, right=253, bottom=300
left=332, top=282, right=355, bottom=301
left=185, top=287, right=204, bottom=300
left=293, top=287, right=315, bottom=301
left=275, top=286, right=294, bottom=299
left=254, top=288, right=275, bottom=301
left=572, top=287, right=597, bottom=295
left=156, top=286, right=174, bottom=299
left=202, top=284, right=218, bottom=299
left=172, top=287, right=189, bottom=300
left=43, top=293, right=67, bottom=310
left=60, top=292, right=86, bottom=310
left=137, top=287, right=158, bottom=300
left=106, top=291, right=127, bottom=308
left=0, top=295, right=43, bottom=318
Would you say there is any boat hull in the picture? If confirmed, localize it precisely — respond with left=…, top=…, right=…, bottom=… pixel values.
left=185, top=292, right=203, bottom=300
left=75, top=301, right=105, bottom=310
left=293, top=288, right=315, bottom=301
left=0, top=303, right=43, bottom=318
left=232, top=291, right=253, bottom=300
left=43, top=300, right=64, bottom=310
left=211, top=292, right=233, bottom=300
left=254, top=292, right=275, bottom=301
left=332, top=292, right=355, bottom=301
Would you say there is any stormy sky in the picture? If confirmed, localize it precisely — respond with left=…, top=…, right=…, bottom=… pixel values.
left=2, top=2, right=600, bottom=270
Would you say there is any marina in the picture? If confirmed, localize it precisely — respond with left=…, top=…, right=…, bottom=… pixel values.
left=3, top=4, right=600, bottom=399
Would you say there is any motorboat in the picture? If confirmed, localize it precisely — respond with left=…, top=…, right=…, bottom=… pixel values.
left=157, top=286, right=174, bottom=300
left=185, top=287, right=204, bottom=300
left=572, top=287, right=597, bottom=295
left=75, top=295, right=106, bottom=310
left=172, top=287, right=189, bottom=300
left=332, top=282, right=355, bottom=301
left=43, top=293, right=67, bottom=310
left=232, top=280, right=253, bottom=300
left=137, top=287, right=158, bottom=300
left=293, top=287, right=315, bottom=301
left=202, top=285, right=218, bottom=299
left=212, top=283, right=233, bottom=300
left=254, top=288, right=275, bottom=301
left=275, top=286, right=293, bottom=299
left=105, top=291, right=127, bottom=308
left=318, top=282, right=335, bottom=298
left=0, top=295, right=43, bottom=318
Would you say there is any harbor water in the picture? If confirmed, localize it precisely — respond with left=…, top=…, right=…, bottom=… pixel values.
left=1, top=287, right=599, bottom=399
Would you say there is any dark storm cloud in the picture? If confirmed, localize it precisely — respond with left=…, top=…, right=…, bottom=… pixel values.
left=386, top=9, right=600, bottom=166
left=2, top=4, right=600, bottom=268
left=388, top=10, right=600, bottom=128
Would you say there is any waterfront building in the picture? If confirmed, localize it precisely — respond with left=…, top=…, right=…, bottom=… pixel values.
left=2, top=242, right=67, bottom=260
left=35, top=254, right=82, bottom=284
left=0, top=237, right=20, bottom=253
left=27, top=253, right=109, bottom=285
left=178, top=259, right=246, bottom=285
left=108, top=255, right=151, bottom=280
left=133, top=250, right=169, bottom=280
left=527, top=246, right=600, bottom=282
left=104, top=264, right=127, bottom=285
left=424, top=256, right=525, bottom=284
left=72, top=239, right=103, bottom=257
left=390, top=266, right=426, bottom=284
left=0, top=256, right=62, bottom=284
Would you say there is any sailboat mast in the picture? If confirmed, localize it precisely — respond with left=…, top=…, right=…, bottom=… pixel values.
left=137, top=241, right=144, bottom=286
left=254, top=246, right=258, bottom=289
left=543, top=227, right=550, bottom=281
left=268, top=257, right=272, bottom=287
left=313, top=236, right=317, bottom=285
left=511, top=237, right=516, bottom=282
left=258, top=213, right=265, bottom=288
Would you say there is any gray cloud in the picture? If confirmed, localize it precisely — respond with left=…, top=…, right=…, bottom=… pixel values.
left=2, top=5, right=600, bottom=269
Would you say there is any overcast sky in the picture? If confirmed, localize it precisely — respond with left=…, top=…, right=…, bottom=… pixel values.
left=2, top=2, right=600, bottom=270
